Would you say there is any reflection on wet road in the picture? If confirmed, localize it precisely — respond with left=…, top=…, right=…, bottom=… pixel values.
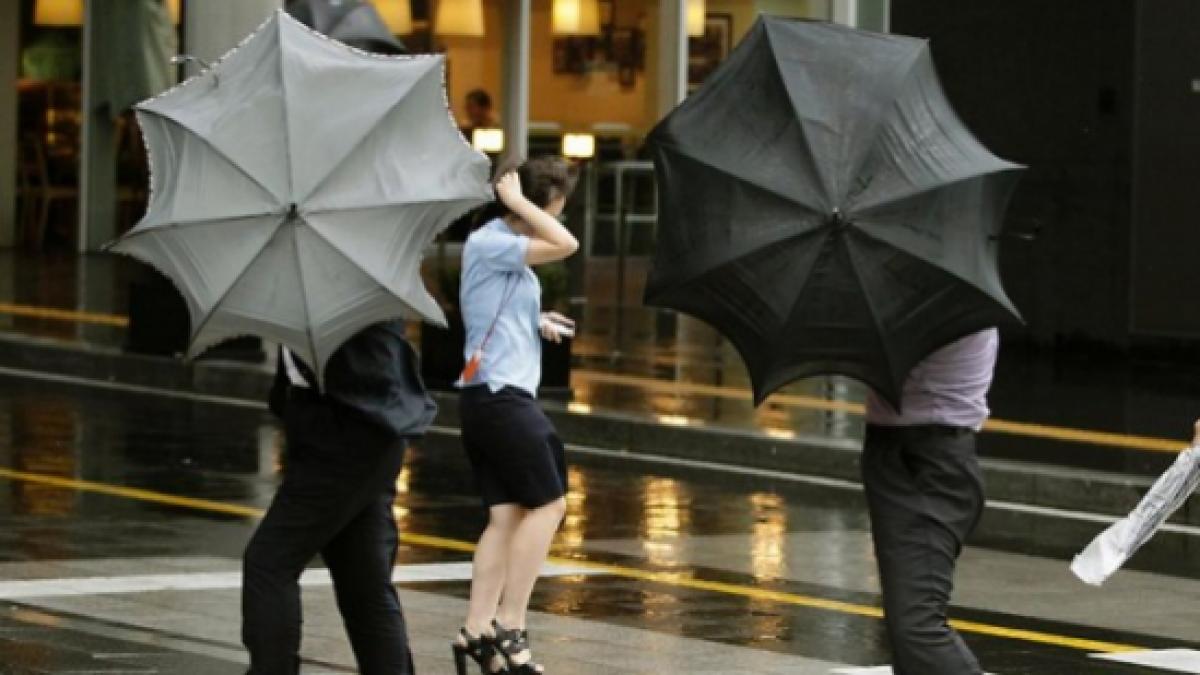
left=1, top=371, right=1199, bottom=673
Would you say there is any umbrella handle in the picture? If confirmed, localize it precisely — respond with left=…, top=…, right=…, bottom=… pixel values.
left=171, top=55, right=219, bottom=87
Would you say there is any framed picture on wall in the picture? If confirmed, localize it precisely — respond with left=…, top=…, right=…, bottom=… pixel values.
left=551, top=0, right=647, bottom=81
left=553, top=38, right=594, bottom=74
left=687, top=13, right=732, bottom=91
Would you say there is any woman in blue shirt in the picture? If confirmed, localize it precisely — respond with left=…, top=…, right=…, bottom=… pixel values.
left=452, top=157, right=578, bottom=675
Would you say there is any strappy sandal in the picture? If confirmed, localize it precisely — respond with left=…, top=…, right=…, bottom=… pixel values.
left=492, top=619, right=545, bottom=674
left=452, top=627, right=506, bottom=675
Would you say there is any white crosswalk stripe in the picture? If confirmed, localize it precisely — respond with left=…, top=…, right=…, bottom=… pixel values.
left=1092, top=650, right=1200, bottom=673
left=830, top=662, right=998, bottom=667
left=0, top=561, right=600, bottom=600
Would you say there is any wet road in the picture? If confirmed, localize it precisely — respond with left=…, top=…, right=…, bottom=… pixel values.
left=6, top=250, right=1200, bottom=484
left=1, top=370, right=1199, bottom=673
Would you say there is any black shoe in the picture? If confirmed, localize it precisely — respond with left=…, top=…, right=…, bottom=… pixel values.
left=452, top=627, right=506, bottom=675
left=492, top=619, right=545, bottom=674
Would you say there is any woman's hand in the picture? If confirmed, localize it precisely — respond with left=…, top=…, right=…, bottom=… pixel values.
left=495, top=171, right=528, bottom=211
left=539, top=312, right=575, bottom=343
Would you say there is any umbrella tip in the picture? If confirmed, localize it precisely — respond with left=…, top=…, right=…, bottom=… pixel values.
left=171, top=54, right=219, bottom=86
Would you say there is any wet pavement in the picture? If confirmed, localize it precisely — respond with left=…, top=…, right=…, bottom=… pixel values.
left=0, top=364, right=1198, bottom=672
left=3, top=250, right=1199, bottom=482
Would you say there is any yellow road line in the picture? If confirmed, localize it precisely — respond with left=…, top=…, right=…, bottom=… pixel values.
left=0, top=467, right=258, bottom=518
left=573, top=370, right=1187, bottom=454
left=0, top=465, right=1143, bottom=654
left=0, top=303, right=129, bottom=328
left=982, top=418, right=1183, bottom=453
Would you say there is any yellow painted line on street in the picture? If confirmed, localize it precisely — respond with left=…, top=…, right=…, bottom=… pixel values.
left=0, top=303, right=129, bottom=328
left=982, top=418, right=1183, bottom=453
left=0, top=467, right=259, bottom=518
left=0, top=465, right=1144, bottom=654
left=574, top=370, right=1188, bottom=454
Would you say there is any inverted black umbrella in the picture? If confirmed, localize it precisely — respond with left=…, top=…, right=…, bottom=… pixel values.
left=645, top=16, right=1024, bottom=409
left=286, top=0, right=407, bottom=55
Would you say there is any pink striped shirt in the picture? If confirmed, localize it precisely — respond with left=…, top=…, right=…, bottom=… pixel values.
left=865, top=328, right=999, bottom=432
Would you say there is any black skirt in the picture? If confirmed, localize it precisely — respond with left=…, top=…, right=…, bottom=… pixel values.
left=459, top=385, right=568, bottom=508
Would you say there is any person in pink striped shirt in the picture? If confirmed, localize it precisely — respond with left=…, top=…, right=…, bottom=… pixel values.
left=861, top=327, right=999, bottom=675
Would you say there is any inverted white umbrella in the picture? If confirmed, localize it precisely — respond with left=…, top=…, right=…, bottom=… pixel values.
left=108, top=10, right=492, bottom=385
left=1071, top=445, right=1200, bottom=585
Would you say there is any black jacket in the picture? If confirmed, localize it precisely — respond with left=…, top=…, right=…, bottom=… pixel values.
left=269, top=320, right=437, bottom=440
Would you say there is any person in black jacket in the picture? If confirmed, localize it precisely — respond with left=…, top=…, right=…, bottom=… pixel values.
left=243, top=320, right=435, bottom=675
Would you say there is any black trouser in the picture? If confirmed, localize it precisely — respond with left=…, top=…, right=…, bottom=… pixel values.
left=861, top=424, right=985, bottom=675
left=243, top=394, right=414, bottom=675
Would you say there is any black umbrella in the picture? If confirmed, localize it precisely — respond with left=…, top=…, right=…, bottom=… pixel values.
left=645, top=16, right=1023, bottom=409
left=286, top=0, right=407, bottom=55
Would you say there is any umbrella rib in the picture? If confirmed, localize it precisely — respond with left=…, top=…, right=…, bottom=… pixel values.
left=656, top=141, right=825, bottom=216
left=186, top=214, right=289, bottom=347
left=114, top=211, right=284, bottom=241
left=303, top=195, right=483, bottom=216
left=849, top=224, right=1018, bottom=317
left=291, top=221, right=320, bottom=381
left=138, top=109, right=284, bottom=207
left=847, top=165, right=1022, bottom=216
left=762, top=23, right=843, bottom=206
left=839, top=234, right=899, bottom=392
left=279, top=16, right=297, bottom=201
left=296, top=63, right=442, bottom=206
left=834, top=45, right=929, bottom=206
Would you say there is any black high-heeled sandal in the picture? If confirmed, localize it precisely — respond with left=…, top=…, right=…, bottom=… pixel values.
left=492, top=619, right=545, bottom=674
left=451, top=627, right=505, bottom=675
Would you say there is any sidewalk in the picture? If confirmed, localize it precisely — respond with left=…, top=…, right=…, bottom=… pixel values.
left=0, top=556, right=846, bottom=674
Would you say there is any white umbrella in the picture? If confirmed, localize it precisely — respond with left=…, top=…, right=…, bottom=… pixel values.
left=1071, top=445, right=1200, bottom=585
left=108, top=10, right=492, bottom=385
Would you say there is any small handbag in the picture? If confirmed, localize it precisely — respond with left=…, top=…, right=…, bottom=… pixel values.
left=460, top=278, right=516, bottom=383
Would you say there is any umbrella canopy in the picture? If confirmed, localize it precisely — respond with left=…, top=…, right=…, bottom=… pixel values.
left=286, top=0, right=407, bottom=55
left=107, top=10, right=492, bottom=386
left=645, top=16, right=1024, bottom=408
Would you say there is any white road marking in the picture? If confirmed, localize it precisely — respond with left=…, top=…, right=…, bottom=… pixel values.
left=0, top=562, right=599, bottom=600
left=835, top=662, right=993, bottom=667
left=1092, top=650, right=1200, bottom=673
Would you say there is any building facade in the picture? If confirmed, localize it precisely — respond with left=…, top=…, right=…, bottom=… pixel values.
left=0, top=0, right=886, bottom=252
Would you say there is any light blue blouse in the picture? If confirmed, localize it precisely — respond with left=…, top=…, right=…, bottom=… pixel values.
left=456, top=219, right=543, bottom=396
